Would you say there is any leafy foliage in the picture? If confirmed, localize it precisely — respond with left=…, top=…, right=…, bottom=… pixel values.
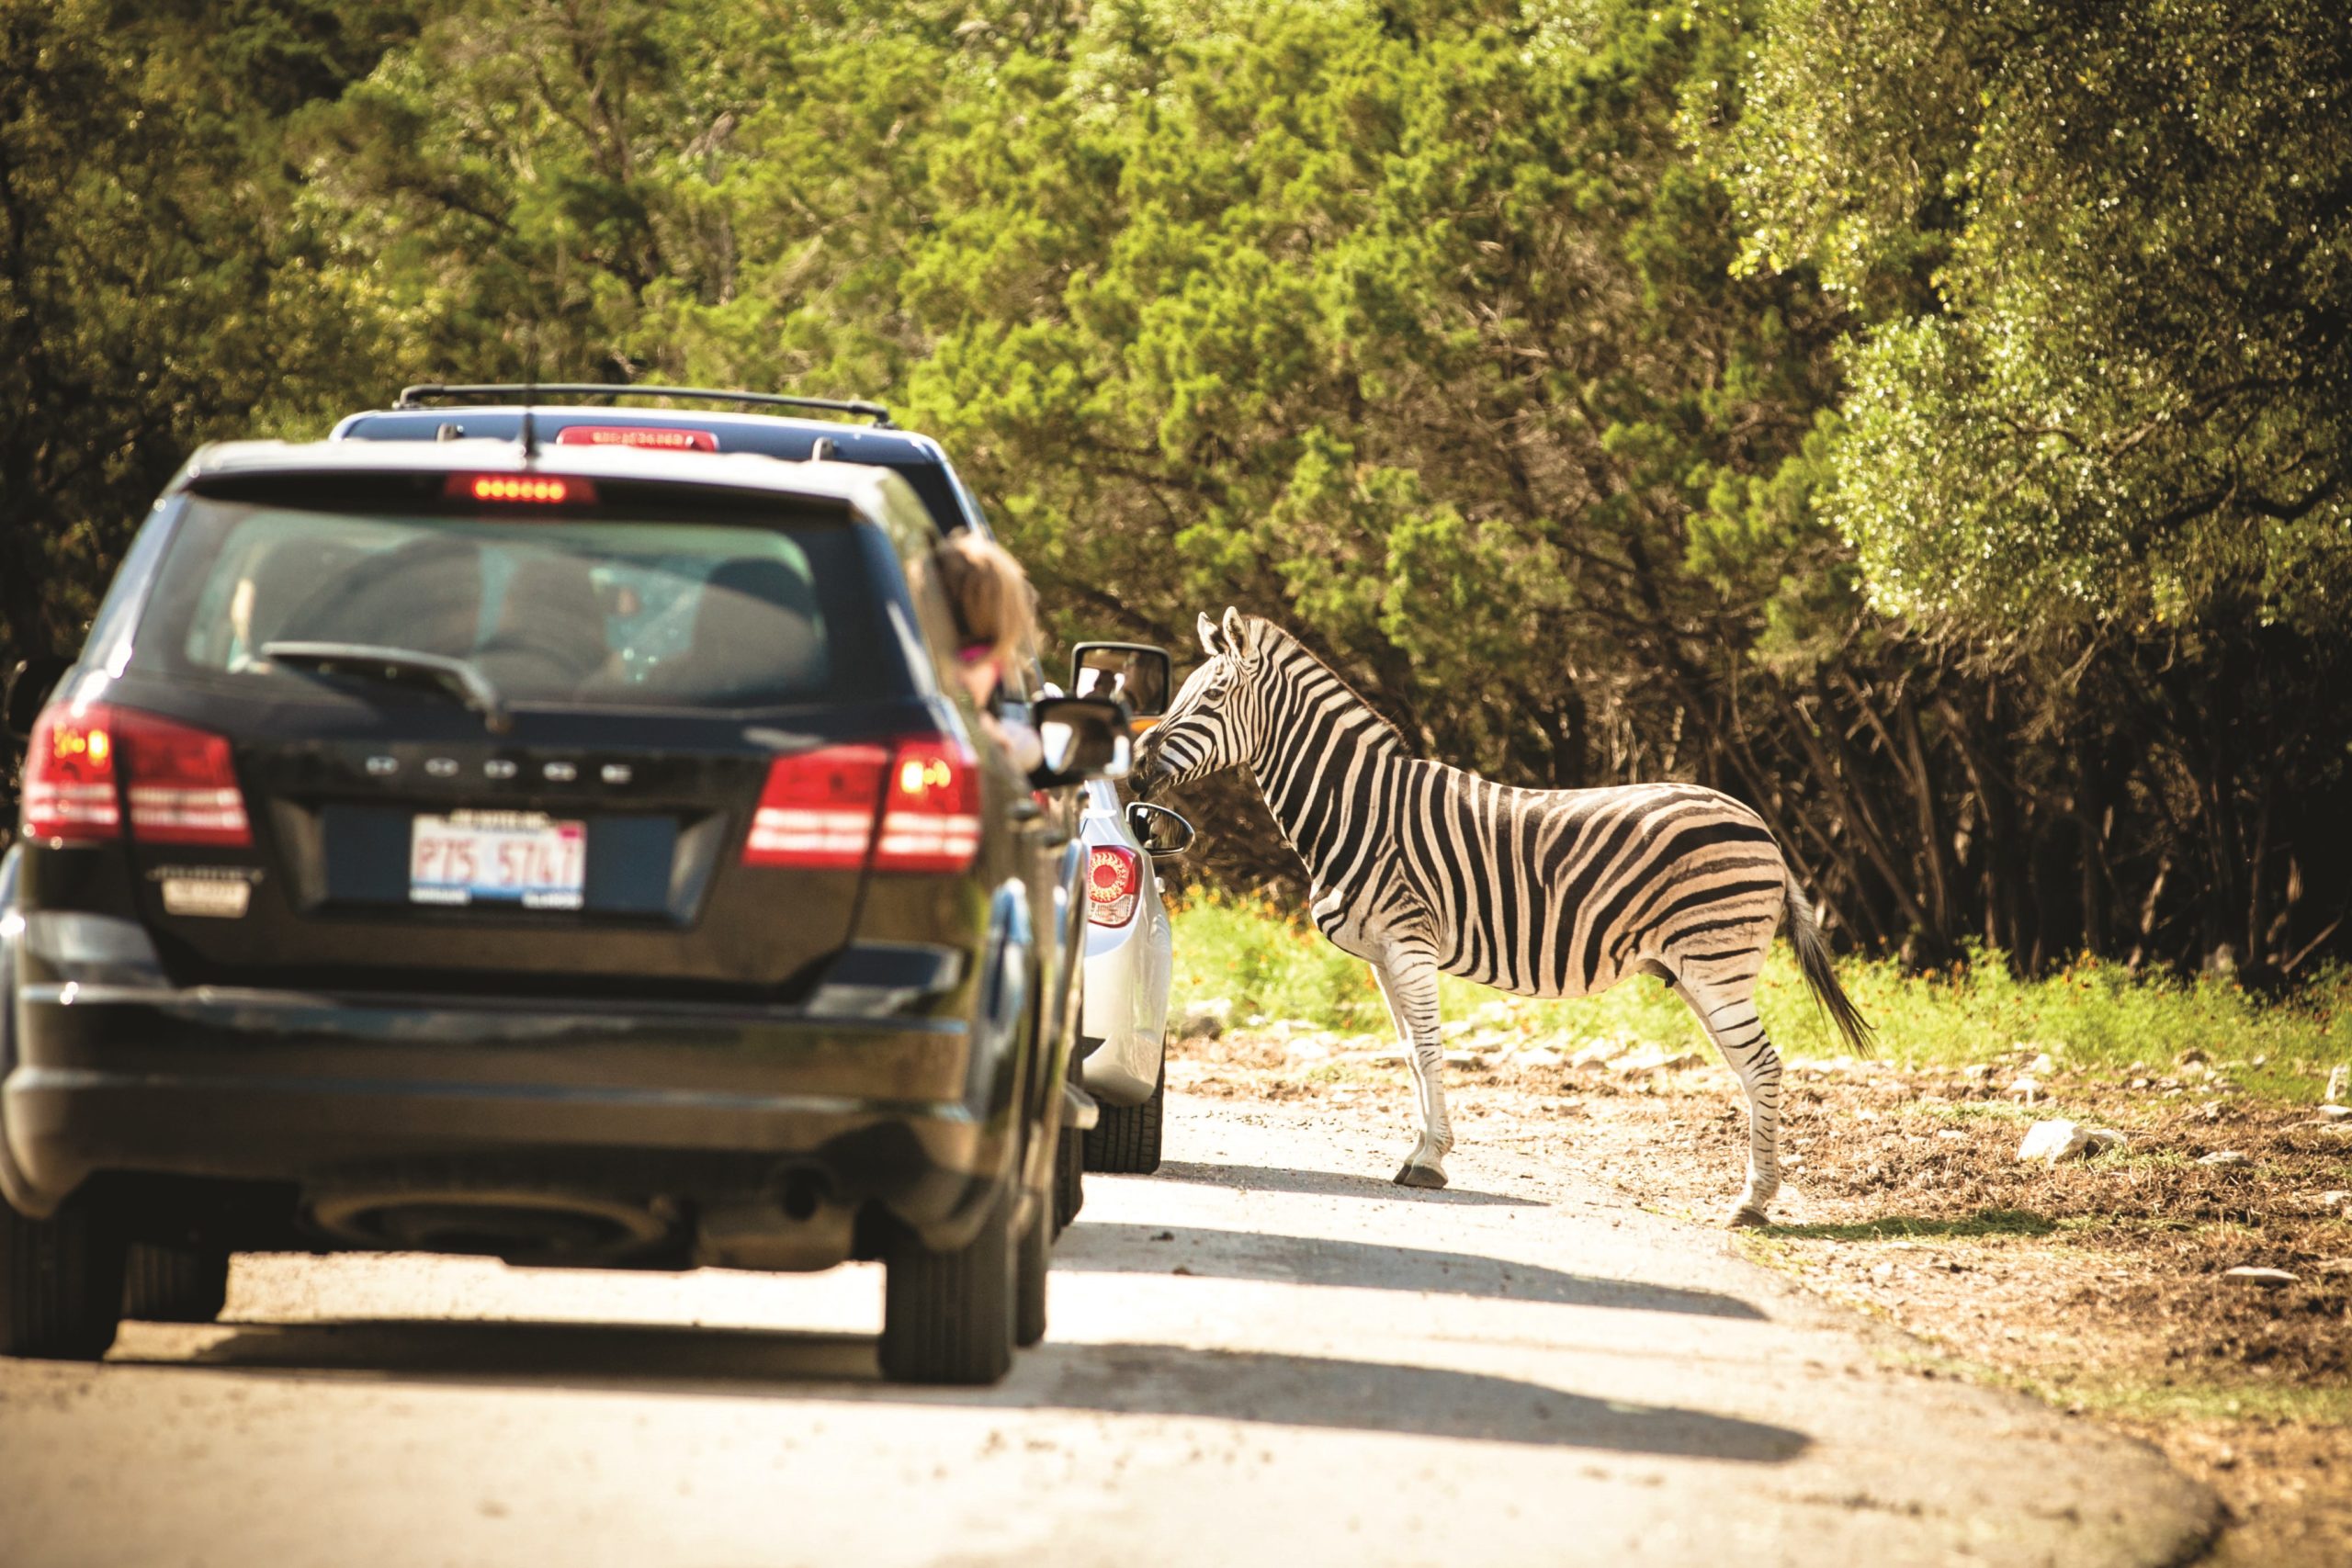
left=6, top=0, right=2349, bottom=982
left=1692, top=0, right=2352, bottom=637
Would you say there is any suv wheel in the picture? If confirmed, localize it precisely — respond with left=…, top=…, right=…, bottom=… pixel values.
left=879, top=1184, right=1016, bottom=1385
left=1, top=1193, right=129, bottom=1360
left=1083, top=1058, right=1165, bottom=1175
left=122, top=1239, right=232, bottom=1324
left=1054, top=1122, right=1084, bottom=1233
left=1015, top=1185, right=1049, bottom=1349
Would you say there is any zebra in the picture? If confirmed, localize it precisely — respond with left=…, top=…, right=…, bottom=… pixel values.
left=1132, top=608, right=1873, bottom=1225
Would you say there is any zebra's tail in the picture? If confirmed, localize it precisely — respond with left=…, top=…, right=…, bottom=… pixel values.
left=1783, top=880, right=1875, bottom=1058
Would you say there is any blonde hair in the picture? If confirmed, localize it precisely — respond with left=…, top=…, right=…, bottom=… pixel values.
left=934, top=533, right=1038, bottom=666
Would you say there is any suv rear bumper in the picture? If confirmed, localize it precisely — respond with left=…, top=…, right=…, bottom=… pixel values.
left=2, top=981, right=1018, bottom=1267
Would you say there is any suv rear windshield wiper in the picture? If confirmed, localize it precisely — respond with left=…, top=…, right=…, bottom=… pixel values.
left=262, top=640, right=512, bottom=735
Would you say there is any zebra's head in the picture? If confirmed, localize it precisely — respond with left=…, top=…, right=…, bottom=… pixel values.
left=1132, top=606, right=1263, bottom=798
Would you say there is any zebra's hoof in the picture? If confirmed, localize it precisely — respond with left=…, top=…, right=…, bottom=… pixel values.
left=1725, top=1203, right=1771, bottom=1229
left=1394, top=1162, right=1449, bottom=1190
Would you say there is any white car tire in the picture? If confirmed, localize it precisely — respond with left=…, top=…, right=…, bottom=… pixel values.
left=1082, top=1060, right=1164, bottom=1175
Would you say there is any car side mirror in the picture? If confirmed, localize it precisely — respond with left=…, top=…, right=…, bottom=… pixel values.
left=1126, top=801, right=1195, bottom=859
left=5, top=656, right=70, bottom=740
left=1070, top=642, right=1170, bottom=719
left=1030, top=694, right=1132, bottom=786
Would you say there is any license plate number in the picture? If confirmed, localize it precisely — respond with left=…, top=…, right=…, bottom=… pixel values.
left=409, top=812, right=585, bottom=909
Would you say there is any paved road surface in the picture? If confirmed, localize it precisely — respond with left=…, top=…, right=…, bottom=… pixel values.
left=0, top=1099, right=2214, bottom=1567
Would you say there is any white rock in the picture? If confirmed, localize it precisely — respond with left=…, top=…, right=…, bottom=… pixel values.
left=1178, top=998, right=1232, bottom=1040
left=2017, top=1120, right=2095, bottom=1162
left=2007, top=1075, right=2041, bottom=1104
left=2312, top=1257, right=2352, bottom=1277
left=2083, top=1127, right=2129, bottom=1154
left=2222, top=1267, right=2298, bottom=1289
left=1963, top=1064, right=1997, bottom=1082
left=2027, top=1052, right=2056, bottom=1076
left=2326, top=1065, right=2347, bottom=1104
left=2197, top=1150, right=2248, bottom=1168
left=1567, top=1043, right=1620, bottom=1070
left=2313, top=1103, right=2352, bottom=1122
left=1510, top=1047, right=1565, bottom=1070
left=1471, top=999, right=1517, bottom=1029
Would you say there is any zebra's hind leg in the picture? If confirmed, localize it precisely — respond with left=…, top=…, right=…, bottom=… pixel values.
left=1674, top=978, right=1785, bottom=1227
left=1370, top=950, right=1451, bottom=1190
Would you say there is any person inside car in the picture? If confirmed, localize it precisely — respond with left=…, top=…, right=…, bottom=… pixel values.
left=934, top=532, right=1046, bottom=774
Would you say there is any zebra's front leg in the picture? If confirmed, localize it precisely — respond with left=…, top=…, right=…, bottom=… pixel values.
left=1677, top=979, right=1784, bottom=1226
left=1370, top=951, right=1451, bottom=1190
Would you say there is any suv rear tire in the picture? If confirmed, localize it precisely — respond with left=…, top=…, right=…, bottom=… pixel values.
left=1083, top=1059, right=1164, bottom=1175
left=1053, top=1122, right=1084, bottom=1232
left=122, top=1239, right=232, bottom=1324
left=879, top=1185, right=1016, bottom=1385
left=1, top=1193, right=129, bottom=1360
left=1014, top=1187, right=1049, bottom=1349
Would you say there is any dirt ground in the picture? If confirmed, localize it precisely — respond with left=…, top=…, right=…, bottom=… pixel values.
left=1174, top=1023, right=2352, bottom=1568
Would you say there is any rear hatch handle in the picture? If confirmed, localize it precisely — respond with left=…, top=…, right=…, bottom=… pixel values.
left=263, top=640, right=513, bottom=735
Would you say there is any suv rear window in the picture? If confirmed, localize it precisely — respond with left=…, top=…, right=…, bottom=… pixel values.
left=133, top=496, right=904, bottom=710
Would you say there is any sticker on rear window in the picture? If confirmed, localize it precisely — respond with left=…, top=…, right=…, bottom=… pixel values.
left=555, top=425, right=718, bottom=452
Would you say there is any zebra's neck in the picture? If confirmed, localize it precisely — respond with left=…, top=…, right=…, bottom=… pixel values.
left=1243, top=641, right=1409, bottom=885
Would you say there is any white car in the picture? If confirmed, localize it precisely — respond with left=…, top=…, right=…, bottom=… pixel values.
left=1068, top=644, right=1192, bottom=1176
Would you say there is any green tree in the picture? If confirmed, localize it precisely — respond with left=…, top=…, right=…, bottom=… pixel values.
left=0, top=0, right=406, bottom=668
left=1690, top=0, right=2352, bottom=975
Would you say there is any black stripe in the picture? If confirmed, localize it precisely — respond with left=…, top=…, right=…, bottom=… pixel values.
left=1580, top=821, right=1780, bottom=989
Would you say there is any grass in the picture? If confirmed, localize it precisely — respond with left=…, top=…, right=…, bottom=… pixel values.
left=1761, top=1209, right=2059, bottom=1242
left=1169, top=892, right=2352, bottom=1100
left=1896, top=1350, right=2352, bottom=1427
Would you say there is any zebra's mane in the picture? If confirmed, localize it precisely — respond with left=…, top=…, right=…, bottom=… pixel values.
left=1243, top=615, right=1415, bottom=756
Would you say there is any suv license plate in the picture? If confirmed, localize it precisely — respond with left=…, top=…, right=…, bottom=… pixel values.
left=410, top=812, right=586, bottom=909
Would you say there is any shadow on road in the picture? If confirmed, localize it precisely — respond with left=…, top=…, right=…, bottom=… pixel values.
left=120, top=1322, right=1809, bottom=1463
left=1152, top=1159, right=1540, bottom=1206
left=1057, top=1224, right=1766, bottom=1319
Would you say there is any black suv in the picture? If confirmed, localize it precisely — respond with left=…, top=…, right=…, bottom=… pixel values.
left=1, top=409, right=1125, bottom=1383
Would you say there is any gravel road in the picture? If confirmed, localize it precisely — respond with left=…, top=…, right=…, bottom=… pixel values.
left=0, top=1096, right=2217, bottom=1567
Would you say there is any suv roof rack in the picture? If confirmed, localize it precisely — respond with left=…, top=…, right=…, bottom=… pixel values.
left=393, top=383, right=896, bottom=429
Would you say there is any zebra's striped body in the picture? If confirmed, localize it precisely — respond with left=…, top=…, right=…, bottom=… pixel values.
left=1136, top=609, right=1871, bottom=1222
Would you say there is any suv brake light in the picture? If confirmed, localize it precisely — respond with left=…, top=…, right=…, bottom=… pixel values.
left=1087, top=844, right=1140, bottom=927
left=742, top=736, right=980, bottom=874
left=21, top=703, right=251, bottom=846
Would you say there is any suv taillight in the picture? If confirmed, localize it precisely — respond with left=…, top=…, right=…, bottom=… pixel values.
left=874, top=738, right=981, bottom=874
left=743, top=736, right=980, bottom=874
left=1087, top=844, right=1140, bottom=927
left=745, top=744, right=889, bottom=868
left=21, top=702, right=251, bottom=846
left=22, top=704, right=122, bottom=841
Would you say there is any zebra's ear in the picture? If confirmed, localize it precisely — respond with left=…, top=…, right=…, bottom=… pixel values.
left=1196, top=611, right=1223, bottom=657
left=1220, top=606, right=1254, bottom=666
